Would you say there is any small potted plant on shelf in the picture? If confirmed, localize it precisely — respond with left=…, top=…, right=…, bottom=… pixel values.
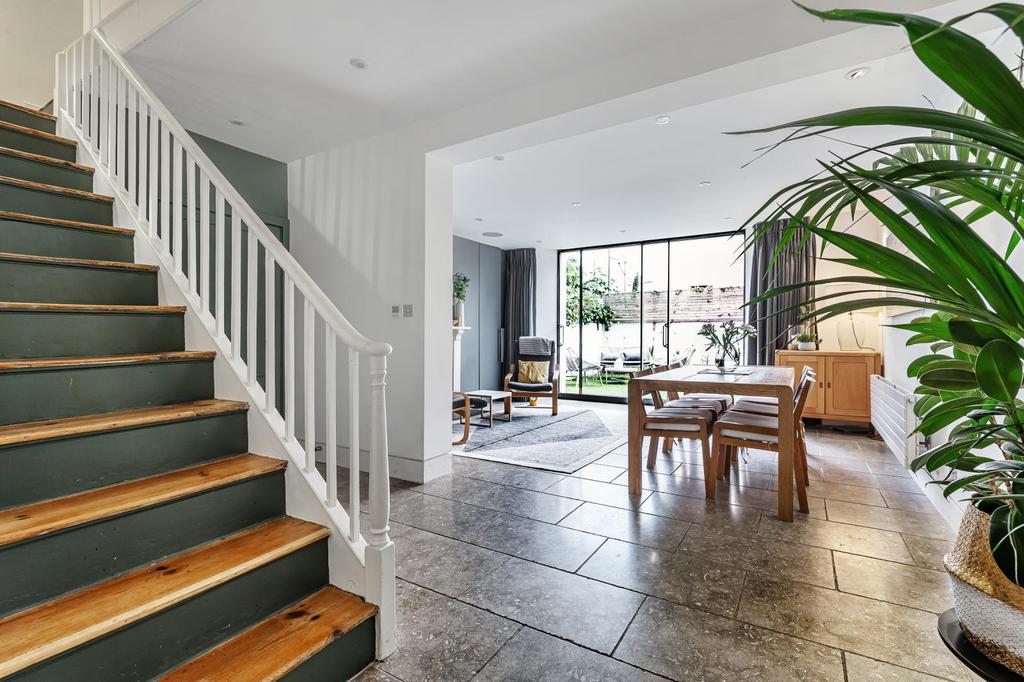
left=795, top=332, right=817, bottom=352
left=453, top=272, right=470, bottom=326
left=698, top=320, right=756, bottom=368
left=736, top=3, right=1024, bottom=672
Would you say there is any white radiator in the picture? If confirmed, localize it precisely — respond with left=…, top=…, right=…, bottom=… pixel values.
left=870, top=375, right=924, bottom=467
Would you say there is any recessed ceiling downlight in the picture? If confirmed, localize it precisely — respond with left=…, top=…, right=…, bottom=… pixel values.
left=654, top=115, right=672, bottom=125
left=845, top=67, right=870, bottom=80
left=493, top=155, right=505, bottom=161
left=571, top=202, right=582, bottom=207
left=482, top=231, right=503, bottom=238
left=229, top=119, right=245, bottom=127
left=349, top=57, right=369, bottom=70
left=474, top=217, right=484, bottom=222
left=698, top=181, right=712, bottom=188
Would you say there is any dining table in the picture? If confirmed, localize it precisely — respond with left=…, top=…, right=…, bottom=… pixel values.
left=627, top=364, right=798, bottom=521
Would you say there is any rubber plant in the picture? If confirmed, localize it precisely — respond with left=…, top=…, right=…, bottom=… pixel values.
left=736, top=3, right=1024, bottom=590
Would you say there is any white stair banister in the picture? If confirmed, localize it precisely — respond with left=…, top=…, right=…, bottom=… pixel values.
left=54, top=27, right=396, bottom=658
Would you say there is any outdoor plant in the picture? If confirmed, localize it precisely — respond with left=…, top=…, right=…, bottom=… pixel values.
left=698, top=320, right=756, bottom=364
left=452, top=272, right=470, bottom=301
left=738, top=4, right=1024, bottom=585
left=564, top=258, right=617, bottom=330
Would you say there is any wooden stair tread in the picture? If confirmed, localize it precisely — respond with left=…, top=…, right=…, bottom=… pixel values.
left=0, top=351, right=215, bottom=371
left=161, top=587, right=376, bottom=681
left=0, top=210, right=132, bottom=236
left=0, top=99, right=56, bottom=122
left=0, top=120, right=72, bottom=146
left=0, top=454, right=284, bottom=546
left=0, top=399, right=248, bottom=447
left=0, top=146, right=93, bottom=173
left=0, top=251, right=157, bottom=271
left=0, top=175, right=113, bottom=203
left=0, top=302, right=184, bottom=313
left=0, top=517, right=329, bottom=677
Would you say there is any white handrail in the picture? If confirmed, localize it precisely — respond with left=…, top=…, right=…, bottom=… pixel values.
left=90, top=30, right=389, bottom=357
left=55, top=26, right=396, bottom=657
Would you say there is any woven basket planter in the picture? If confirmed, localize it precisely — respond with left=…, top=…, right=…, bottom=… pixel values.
left=945, top=504, right=1024, bottom=675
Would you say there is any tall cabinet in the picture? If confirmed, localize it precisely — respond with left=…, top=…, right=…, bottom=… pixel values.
left=775, top=350, right=881, bottom=424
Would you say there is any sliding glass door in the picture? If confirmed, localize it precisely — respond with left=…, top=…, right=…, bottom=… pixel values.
left=558, top=232, right=744, bottom=402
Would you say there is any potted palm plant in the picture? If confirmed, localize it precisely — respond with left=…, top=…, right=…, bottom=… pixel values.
left=738, top=3, right=1024, bottom=673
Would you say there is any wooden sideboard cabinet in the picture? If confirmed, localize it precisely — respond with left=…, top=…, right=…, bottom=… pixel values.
left=775, top=350, right=882, bottom=424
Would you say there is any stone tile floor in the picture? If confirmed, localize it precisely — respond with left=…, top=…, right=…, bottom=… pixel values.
left=349, top=407, right=977, bottom=681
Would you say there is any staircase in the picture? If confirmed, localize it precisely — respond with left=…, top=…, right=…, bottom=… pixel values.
left=0, top=97, right=378, bottom=679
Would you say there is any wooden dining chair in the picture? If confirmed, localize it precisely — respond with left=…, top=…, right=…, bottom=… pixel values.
left=731, top=365, right=812, bottom=410
left=631, top=366, right=719, bottom=498
left=729, top=366, right=813, bottom=416
left=655, top=360, right=730, bottom=453
left=711, top=373, right=815, bottom=513
left=728, top=367, right=815, bottom=484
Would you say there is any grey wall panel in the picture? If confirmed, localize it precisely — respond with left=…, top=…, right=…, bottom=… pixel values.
left=479, top=244, right=504, bottom=389
left=453, top=236, right=480, bottom=392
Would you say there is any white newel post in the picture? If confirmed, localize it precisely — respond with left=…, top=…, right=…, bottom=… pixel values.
left=365, top=352, right=396, bottom=658
left=452, top=326, right=470, bottom=391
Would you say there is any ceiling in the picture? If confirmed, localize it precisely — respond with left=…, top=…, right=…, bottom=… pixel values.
left=452, top=29, right=1007, bottom=250
left=125, top=0, right=959, bottom=161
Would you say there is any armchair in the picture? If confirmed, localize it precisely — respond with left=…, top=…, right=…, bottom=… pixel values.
left=503, top=337, right=559, bottom=416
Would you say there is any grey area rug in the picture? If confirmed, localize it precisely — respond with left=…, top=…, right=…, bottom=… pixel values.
left=456, top=409, right=626, bottom=473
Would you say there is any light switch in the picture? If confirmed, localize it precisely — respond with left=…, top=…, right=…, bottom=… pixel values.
left=391, top=305, right=401, bottom=318
left=403, top=304, right=414, bottom=318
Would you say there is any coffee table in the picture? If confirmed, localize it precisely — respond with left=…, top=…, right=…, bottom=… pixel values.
left=466, top=390, right=512, bottom=427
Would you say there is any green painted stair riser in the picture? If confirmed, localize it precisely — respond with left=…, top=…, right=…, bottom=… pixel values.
left=0, top=216, right=133, bottom=261
left=0, top=411, right=249, bottom=508
left=0, top=153, right=92, bottom=192
left=0, top=359, right=214, bottom=425
left=0, top=473, right=285, bottom=617
left=0, top=309, right=184, bottom=359
left=0, top=182, right=111, bottom=225
left=0, top=259, right=157, bottom=305
left=9, top=541, right=329, bottom=682
left=0, top=105, right=55, bottom=135
left=282, top=618, right=376, bottom=682
left=0, top=127, right=73, bottom=163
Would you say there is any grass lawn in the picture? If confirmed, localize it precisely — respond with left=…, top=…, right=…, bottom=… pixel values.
left=563, top=376, right=628, bottom=399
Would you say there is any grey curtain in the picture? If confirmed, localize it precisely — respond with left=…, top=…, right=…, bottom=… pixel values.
left=503, top=248, right=537, bottom=373
left=745, top=219, right=816, bottom=365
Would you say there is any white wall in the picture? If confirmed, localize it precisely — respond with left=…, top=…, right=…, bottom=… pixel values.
left=0, top=0, right=82, bottom=109
left=288, top=127, right=455, bottom=483
left=815, top=212, right=884, bottom=354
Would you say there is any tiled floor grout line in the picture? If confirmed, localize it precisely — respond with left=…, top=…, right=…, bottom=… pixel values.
left=608, top=595, right=648, bottom=660
left=467, top=622, right=524, bottom=679
left=572, top=537, right=608, bottom=575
